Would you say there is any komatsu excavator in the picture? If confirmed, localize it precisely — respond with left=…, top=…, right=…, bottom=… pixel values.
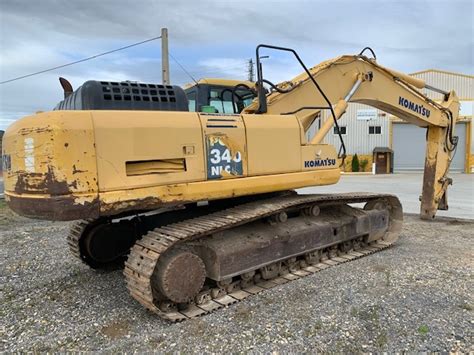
left=1, top=44, right=459, bottom=321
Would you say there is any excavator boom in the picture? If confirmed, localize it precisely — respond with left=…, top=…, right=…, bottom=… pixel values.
left=244, top=45, right=460, bottom=219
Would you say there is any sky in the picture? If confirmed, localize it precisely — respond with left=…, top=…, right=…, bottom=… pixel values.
left=0, top=0, right=472, bottom=131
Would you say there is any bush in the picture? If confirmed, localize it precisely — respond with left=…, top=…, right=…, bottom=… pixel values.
left=351, top=154, right=360, bottom=172
left=360, top=159, right=369, bottom=172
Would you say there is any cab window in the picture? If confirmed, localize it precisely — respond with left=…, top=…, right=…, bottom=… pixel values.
left=209, top=87, right=255, bottom=114
left=241, top=95, right=254, bottom=107
left=186, top=91, right=196, bottom=112
left=209, top=89, right=234, bottom=114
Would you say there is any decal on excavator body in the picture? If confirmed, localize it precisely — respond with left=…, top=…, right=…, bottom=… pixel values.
left=398, top=96, right=431, bottom=118
left=304, top=158, right=336, bottom=168
left=206, top=135, right=243, bottom=179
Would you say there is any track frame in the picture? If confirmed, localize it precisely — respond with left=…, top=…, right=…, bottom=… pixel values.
left=123, top=192, right=402, bottom=321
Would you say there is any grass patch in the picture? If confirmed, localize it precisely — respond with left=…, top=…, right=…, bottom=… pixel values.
left=0, top=198, right=30, bottom=227
left=260, top=294, right=274, bottom=305
left=187, top=319, right=208, bottom=337
left=234, top=304, right=252, bottom=321
left=458, top=302, right=473, bottom=311
left=304, top=320, right=323, bottom=337
left=373, top=264, right=387, bottom=273
left=418, top=324, right=429, bottom=335
left=0, top=200, right=17, bottom=225
left=376, top=331, right=388, bottom=348
left=358, top=305, right=380, bottom=322
left=372, top=264, right=391, bottom=286
left=384, top=270, right=391, bottom=286
left=147, top=335, right=165, bottom=347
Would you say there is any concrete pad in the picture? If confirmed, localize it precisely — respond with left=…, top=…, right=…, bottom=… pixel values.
left=299, top=172, right=473, bottom=219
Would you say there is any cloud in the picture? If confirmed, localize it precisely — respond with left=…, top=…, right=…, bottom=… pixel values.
left=0, top=0, right=472, bottom=129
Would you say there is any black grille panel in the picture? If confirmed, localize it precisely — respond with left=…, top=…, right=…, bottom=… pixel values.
left=54, top=80, right=188, bottom=112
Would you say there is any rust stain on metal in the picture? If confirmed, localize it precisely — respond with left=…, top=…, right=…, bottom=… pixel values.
left=100, top=196, right=185, bottom=217
left=7, top=194, right=100, bottom=221
left=14, top=166, right=79, bottom=195
left=17, top=126, right=53, bottom=135
left=72, top=164, right=87, bottom=174
left=420, top=159, right=436, bottom=219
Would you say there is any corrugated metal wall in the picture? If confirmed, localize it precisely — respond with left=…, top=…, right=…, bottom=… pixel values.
left=306, top=104, right=390, bottom=155
left=412, top=71, right=473, bottom=155
left=411, top=71, right=473, bottom=100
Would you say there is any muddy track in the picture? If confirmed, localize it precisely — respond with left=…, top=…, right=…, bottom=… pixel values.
left=67, top=220, right=90, bottom=263
left=123, top=192, right=402, bottom=321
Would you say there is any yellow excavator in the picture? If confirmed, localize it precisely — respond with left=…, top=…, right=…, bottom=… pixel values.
left=1, top=44, right=459, bottom=321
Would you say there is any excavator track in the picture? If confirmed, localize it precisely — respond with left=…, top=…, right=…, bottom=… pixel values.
left=124, top=192, right=402, bottom=322
left=66, top=192, right=293, bottom=269
left=67, top=219, right=94, bottom=265
left=67, top=217, right=143, bottom=269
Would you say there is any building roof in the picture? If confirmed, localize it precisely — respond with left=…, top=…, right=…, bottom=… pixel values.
left=373, top=147, right=393, bottom=153
left=410, top=69, right=474, bottom=79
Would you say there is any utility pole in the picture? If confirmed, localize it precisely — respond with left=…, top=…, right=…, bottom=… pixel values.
left=247, top=58, right=255, bottom=82
left=161, top=28, right=170, bottom=84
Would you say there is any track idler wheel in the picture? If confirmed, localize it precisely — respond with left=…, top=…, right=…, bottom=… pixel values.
left=77, top=220, right=139, bottom=269
left=363, top=197, right=403, bottom=243
left=364, top=199, right=388, bottom=211
left=152, top=250, right=206, bottom=304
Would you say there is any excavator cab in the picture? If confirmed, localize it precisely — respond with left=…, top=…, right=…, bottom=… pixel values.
left=55, top=77, right=256, bottom=114
left=183, top=79, right=256, bottom=113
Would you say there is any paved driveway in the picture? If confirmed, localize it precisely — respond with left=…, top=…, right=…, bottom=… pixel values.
left=299, top=173, right=473, bottom=219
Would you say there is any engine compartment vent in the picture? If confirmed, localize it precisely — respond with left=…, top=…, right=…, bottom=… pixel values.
left=126, top=159, right=186, bottom=176
left=54, top=81, right=189, bottom=112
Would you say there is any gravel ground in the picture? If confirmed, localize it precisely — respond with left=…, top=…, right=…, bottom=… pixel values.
left=1, top=200, right=473, bottom=353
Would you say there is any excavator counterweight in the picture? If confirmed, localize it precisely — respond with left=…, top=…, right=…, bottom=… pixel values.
left=1, top=44, right=459, bottom=321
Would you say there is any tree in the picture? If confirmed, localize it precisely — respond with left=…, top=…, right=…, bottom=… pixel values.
left=351, top=154, right=360, bottom=172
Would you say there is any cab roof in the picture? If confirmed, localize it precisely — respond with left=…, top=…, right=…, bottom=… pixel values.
left=183, top=78, right=256, bottom=89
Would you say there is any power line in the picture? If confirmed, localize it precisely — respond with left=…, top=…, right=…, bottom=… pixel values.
left=168, top=52, right=249, bottom=83
left=0, top=35, right=162, bottom=85
left=169, top=51, right=198, bottom=85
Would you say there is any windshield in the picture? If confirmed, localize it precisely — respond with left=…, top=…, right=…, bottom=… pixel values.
left=209, top=87, right=255, bottom=114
